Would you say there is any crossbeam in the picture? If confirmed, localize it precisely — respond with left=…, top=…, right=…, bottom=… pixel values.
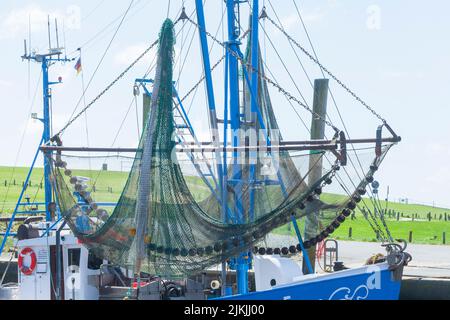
left=40, top=136, right=400, bottom=154
left=40, top=144, right=337, bottom=154
left=181, top=136, right=401, bottom=146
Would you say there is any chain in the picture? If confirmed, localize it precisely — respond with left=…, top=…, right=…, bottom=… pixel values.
left=51, top=39, right=160, bottom=141
left=264, top=14, right=387, bottom=124
left=186, top=17, right=340, bottom=133
left=52, top=12, right=183, bottom=141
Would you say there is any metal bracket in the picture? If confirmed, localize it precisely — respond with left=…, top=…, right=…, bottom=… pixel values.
left=339, top=131, right=347, bottom=166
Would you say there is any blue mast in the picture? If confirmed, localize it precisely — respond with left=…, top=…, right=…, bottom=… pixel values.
left=248, top=0, right=259, bottom=222
left=0, top=25, right=71, bottom=255
left=225, top=0, right=250, bottom=295
left=33, top=52, right=70, bottom=221
left=42, top=56, right=53, bottom=221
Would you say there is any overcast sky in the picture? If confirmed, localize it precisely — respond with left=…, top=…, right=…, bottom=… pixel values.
left=0, top=0, right=449, bottom=208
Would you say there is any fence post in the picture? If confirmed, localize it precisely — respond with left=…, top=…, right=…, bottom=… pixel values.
left=444, top=232, right=446, bottom=245
left=408, top=231, right=413, bottom=243
left=349, top=227, right=353, bottom=238
left=397, top=212, right=400, bottom=221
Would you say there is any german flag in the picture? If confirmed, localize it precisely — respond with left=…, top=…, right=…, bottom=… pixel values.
left=74, top=58, right=82, bottom=75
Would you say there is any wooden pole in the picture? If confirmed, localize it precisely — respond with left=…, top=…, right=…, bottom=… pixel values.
left=303, top=79, right=329, bottom=274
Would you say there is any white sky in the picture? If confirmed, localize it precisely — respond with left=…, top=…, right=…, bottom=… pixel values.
left=0, top=0, right=449, bottom=208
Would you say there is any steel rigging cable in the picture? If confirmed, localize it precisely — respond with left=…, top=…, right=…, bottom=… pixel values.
left=63, top=0, right=136, bottom=136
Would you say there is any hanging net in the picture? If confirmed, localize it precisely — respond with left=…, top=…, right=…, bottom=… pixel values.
left=51, top=19, right=394, bottom=277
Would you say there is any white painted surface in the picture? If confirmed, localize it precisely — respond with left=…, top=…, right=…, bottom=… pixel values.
left=254, top=255, right=303, bottom=291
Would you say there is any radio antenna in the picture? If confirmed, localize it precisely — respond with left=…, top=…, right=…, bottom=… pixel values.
left=23, top=39, right=27, bottom=58
left=63, top=20, right=67, bottom=59
left=55, top=18, right=60, bottom=47
left=47, top=15, right=52, bottom=51
left=27, top=14, right=31, bottom=97
left=55, top=18, right=61, bottom=58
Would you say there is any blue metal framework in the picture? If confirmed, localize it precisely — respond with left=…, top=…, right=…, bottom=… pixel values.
left=192, top=0, right=315, bottom=295
left=0, top=51, right=71, bottom=255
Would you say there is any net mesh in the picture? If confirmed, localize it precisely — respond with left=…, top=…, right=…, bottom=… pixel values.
left=52, top=19, right=393, bottom=277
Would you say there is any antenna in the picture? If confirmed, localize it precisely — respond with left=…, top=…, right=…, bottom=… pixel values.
left=63, top=20, right=67, bottom=58
left=55, top=18, right=60, bottom=49
left=47, top=15, right=52, bottom=51
left=28, top=14, right=32, bottom=55
left=28, top=14, right=31, bottom=97
left=23, top=39, right=28, bottom=59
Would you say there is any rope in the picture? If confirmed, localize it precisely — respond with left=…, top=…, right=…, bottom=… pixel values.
left=51, top=38, right=159, bottom=141
left=64, top=0, right=136, bottom=135
left=53, top=9, right=192, bottom=141
left=264, top=12, right=388, bottom=125
left=264, top=2, right=394, bottom=241
left=185, top=17, right=340, bottom=133
left=0, top=70, right=42, bottom=214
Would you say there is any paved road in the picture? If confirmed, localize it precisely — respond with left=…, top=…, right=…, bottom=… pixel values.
left=262, top=234, right=450, bottom=279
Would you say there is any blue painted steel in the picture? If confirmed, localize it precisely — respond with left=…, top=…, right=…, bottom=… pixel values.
left=41, top=57, right=53, bottom=221
left=18, top=202, right=46, bottom=206
left=248, top=0, right=259, bottom=222
left=0, top=138, right=44, bottom=254
left=195, top=0, right=217, bottom=113
left=195, top=0, right=225, bottom=210
left=222, top=52, right=230, bottom=223
left=225, top=0, right=251, bottom=295
left=219, top=264, right=402, bottom=300
left=291, top=216, right=314, bottom=274
left=41, top=216, right=64, bottom=237
left=16, top=211, right=46, bottom=215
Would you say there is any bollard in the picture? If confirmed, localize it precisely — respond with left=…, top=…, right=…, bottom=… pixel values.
left=349, top=227, right=353, bottom=238
left=444, top=232, right=446, bottom=245
left=409, top=231, right=413, bottom=243
left=397, top=212, right=400, bottom=221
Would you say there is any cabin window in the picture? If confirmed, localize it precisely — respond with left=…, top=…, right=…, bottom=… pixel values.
left=68, top=248, right=81, bottom=269
left=88, top=251, right=103, bottom=270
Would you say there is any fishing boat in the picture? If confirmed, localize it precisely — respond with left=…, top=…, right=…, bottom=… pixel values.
left=0, top=1, right=410, bottom=300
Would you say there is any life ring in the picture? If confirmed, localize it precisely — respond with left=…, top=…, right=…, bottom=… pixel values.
left=18, top=247, right=37, bottom=276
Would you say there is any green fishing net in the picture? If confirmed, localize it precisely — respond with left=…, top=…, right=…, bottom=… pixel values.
left=52, top=19, right=393, bottom=277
